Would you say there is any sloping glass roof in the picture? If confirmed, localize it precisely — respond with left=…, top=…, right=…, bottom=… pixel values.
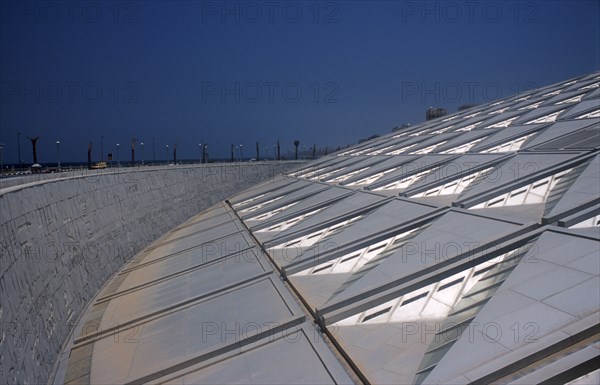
left=57, top=72, right=600, bottom=385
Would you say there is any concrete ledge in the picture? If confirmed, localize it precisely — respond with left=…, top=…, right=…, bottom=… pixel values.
left=0, top=161, right=304, bottom=384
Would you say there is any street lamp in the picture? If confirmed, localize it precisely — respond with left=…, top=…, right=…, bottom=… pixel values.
left=273, top=144, right=277, bottom=161
left=0, top=143, right=4, bottom=176
left=17, top=132, right=22, bottom=171
left=240, top=144, right=243, bottom=162
left=199, top=143, right=202, bottom=163
left=141, top=142, right=144, bottom=165
left=56, top=140, right=61, bottom=169
left=116, top=143, right=120, bottom=167
left=152, top=137, right=156, bottom=165
left=166, top=144, right=169, bottom=164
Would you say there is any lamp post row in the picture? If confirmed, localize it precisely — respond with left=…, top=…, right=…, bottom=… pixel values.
left=2, top=137, right=308, bottom=173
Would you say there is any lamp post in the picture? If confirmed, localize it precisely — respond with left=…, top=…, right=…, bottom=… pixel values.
left=56, top=140, right=61, bottom=169
left=152, top=137, right=156, bottom=165
left=273, top=144, right=276, bottom=160
left=141, top=142, right=144, bottom=165
left=0, top=143, right=4, bottom=176
left=199, top=143, right=202, bottom=163
left=166, top=144, right=169, bottom=164
left=101, top=135, right=104, bottom=162
left=131, top=138, right=136, bottom=165
left=87, top=142, right=92, bottom=170
left=116, top=143, right=120, bottom=167
left=17, top=132, right=22, bottom=171
left=240, top=144, right=243, bottom=162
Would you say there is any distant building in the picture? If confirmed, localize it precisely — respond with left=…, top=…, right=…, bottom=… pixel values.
left=426, top=107, right=447, bottom=120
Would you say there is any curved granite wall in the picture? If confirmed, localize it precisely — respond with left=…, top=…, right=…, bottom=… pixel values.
left=0, top=162, right=303, bottom=384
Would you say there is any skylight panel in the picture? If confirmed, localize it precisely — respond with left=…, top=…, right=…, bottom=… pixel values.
left=373, top=167, right=438, bottom=191
left=514, top=95, right=531, bottom=102
left=326, top=167, right=370, bottom=183
left=296, top=227, right=423, bottom=279
left=362, top=305, right=393, bottom=322
left=296, top=166, right=335, bottom=178
left=315, top=167, right=347, bottom=181
left=579, top=82, right=599, bottom=90
left=367, top=145, right=394, bottom=155
left=456, top=122, right=482, bottom=132
left=525, top=110, right=564, bottom=124
left=352, top=147, right=377, bottom=156
left=575, top=109, right=600, bottom=119
left=430, top=125, right=454, bottom=134
left=486, top=116, right=519, bottom=128
left=337, top=148, right=359, bottom=156
left=518, top=101, right=543, bottom=110
left=258, top=207, right=327, bottom=233
left=410, top=141, right=447, bottom=154
left=334, top=250, right=519, bottom=328
left=250, top=202, right=299, bottom=221
left=470, top=168, right=572, bottom=209
left=555, top=94, right=584, bottom=105
left=411, top=167, right=493, bottom=197
left=392, top=131, right=409, bottom=139
left=463, top=112, right=482, bottom=119
left=239, top=196, right=283, bottom=213
left=233, top=193, right=267, bottom=208
left=488, top=107, right=509, bottom=115
left=569, top=214, right=600, bottom=228
left=542, top=89, right=561, bottom=97
left=270, top=214, right=364, bottom=247
left=385, top=143, right=417, bottom=155
left=440, top=137, right=486, bottom=154
left=479, top=132, right=537, bottom=153
left=346, top=167, right=398, bottom=186
left=442, top=115, right=459, bottom=122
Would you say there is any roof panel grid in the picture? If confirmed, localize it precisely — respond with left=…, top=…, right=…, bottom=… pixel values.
left=58, top=72, right=600, bottom=385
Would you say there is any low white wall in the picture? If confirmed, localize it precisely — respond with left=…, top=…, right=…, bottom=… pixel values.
left=0, top=162, right=303, bottom=384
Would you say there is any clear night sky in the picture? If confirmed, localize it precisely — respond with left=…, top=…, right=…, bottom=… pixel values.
left=1, top=0, right=599, bottom=163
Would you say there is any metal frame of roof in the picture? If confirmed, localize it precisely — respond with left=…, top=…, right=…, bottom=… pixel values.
left=57, top=72, right=600, bottom=385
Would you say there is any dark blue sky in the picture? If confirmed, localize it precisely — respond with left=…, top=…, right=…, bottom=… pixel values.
left=1, top=0, right=599, bottom=163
